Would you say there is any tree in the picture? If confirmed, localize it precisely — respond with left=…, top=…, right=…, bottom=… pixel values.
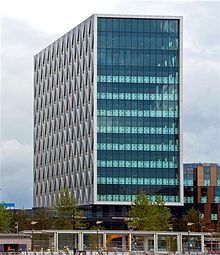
left=172, top=207, right=205, bottom=232
left=89, top=225, right=105, bottom=249
left=128, top=191, right=171, bottom=231
left=184, top=207, right=204, bottom=232
left=128, top=191, right=155, bottom=230
left=154, top=195, right=171, bottom=231
left=54, top=189, right=85, bottom=230
left=10, top=209, right=32, bottom=232
left=173, top=218, right=187, bottom=231
left=32, top=208, right=53, bottom=230
left=0, top=205, right=11, bottom=232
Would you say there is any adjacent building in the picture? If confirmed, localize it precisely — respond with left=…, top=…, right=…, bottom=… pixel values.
left=34, top=14, right=183, bottom=210
left=0, top=234, right=31, bottom=252
left=183, top=163, right=220, bottom=228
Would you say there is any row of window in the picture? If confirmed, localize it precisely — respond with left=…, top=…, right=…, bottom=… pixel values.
left=97, top=116, right=178, bottom=128
left=98, top=101, right=178, bottom=112
left=97, top=126, right=178, bottom=135
left=97, top=177, right=178, bottom=185
left=184, top=179, right=220, bottom=187
left=97, top=66, right=179, bottom=76
left=97, top=194, right=179, bottom=202
left=98, top=150, right=178, bottom=161
left=98, top=18, right=179, bottom=34
left=98, top=36, right=178, bottom=52
left=98, top=31, right=179, bottom=40
left=97, top=92, right=178, bottom=101
left=97, top=109, right=178, bottom=118
left=97, top=74, right=178, bottom=84
left=98, top=48, right=179, bottom=55
left=98, top=49, right=179, bottom=67
left=97, top=160, right=177, bottom=168
left=97, top=183, right=179, bottom=196
left=184, top=197, right=220, bottom=204
left=97, top=143, right=178, bottom=152
left=97, top=167, right=178, bottom=178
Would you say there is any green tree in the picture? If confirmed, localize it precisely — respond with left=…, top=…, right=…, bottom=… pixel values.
left=54, top=189, right=85, bottom=230
left=0, top=205, right=11, bottom=232
left=128, top=191, right=155, bottom=230
left=10, top=209, right=32, bottom=232
left=154, top=195, right=171, bottom=231
left=173, top=218, right=187, bottom=231
left=184, top=207, right=204, bottom=232
left=128, top=191, right=171, bottom=231
left=89, top=225, right=105, bottom=249
left=32, top=208, right=53, bottom=230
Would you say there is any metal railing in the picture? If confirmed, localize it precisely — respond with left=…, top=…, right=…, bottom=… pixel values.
left=0, top=251, right=220, bottom=255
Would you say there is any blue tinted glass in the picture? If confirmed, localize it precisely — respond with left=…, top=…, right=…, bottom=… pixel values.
left=97, top=17, right=180, bottom=203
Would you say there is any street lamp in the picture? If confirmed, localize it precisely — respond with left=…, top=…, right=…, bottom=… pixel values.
left=15, top=222, right=19, bottom=234
left=187, top=223, right=194, bottom=254
left=96, top=221, right=103, bottom=251
left=168, top=227, right=173, bottom=252
left=31, top=221, right=38, bottom=251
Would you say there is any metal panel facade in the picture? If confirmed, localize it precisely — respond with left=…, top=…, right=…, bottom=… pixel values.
left=34, top=16, right=95, bottom=207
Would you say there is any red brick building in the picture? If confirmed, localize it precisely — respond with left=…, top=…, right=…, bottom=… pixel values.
left=184, top=163, right=220, bottom=229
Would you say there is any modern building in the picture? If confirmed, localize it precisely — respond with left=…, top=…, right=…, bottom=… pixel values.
left=183, top=163, right=220, bottom=229
left=34, top=14, right=183, bottom=210
left=0, top=234, right=31, bottom=252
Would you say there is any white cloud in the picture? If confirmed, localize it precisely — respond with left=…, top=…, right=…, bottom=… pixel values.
left=1, top=17, right=59, bottom=143
left=0, top=139, right=32, bottom=208
left=0, top=139, right=31, bottom=154
left=0, top=0, right=118, bottom=34
left=184, top=126, right=220, bottom=163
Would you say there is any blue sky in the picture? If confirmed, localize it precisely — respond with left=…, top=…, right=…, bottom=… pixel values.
left=0, top=0, right=219, bottom=208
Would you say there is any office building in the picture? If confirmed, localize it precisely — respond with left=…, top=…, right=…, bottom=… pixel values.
left=34, top=14, right=183, bottom=209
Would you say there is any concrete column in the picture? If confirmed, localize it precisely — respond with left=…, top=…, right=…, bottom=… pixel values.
left=53, top=232, right=58, bottom=251
left=78, top=232, right=84, bottom=250
left=143, top=236, right=149, bottom=252
left=122, top=235, right=126, bottom=251
left=75, top=234, right=78, bottom=250
left=201, top=234, right=205, bottom=253
left=177, top=234, right=182, bottom=254
left=128, top=233, right=132, bottom=251
left=153, top=234, right=158, bottom=253
left=103, top=233, right=107, bottom=250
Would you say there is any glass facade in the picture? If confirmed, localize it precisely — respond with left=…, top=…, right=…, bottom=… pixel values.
left=96, top=17, right=181, bottom=203
left=204, top=166, right=211, bottom=186
left=184, top=165, right=194, bottom=187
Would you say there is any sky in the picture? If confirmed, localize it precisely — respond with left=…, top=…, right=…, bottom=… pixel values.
left=0, top=0, right=219, bottom=208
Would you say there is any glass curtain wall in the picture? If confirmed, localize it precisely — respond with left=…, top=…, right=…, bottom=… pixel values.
left=96, top=17, right=180, bottom=203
